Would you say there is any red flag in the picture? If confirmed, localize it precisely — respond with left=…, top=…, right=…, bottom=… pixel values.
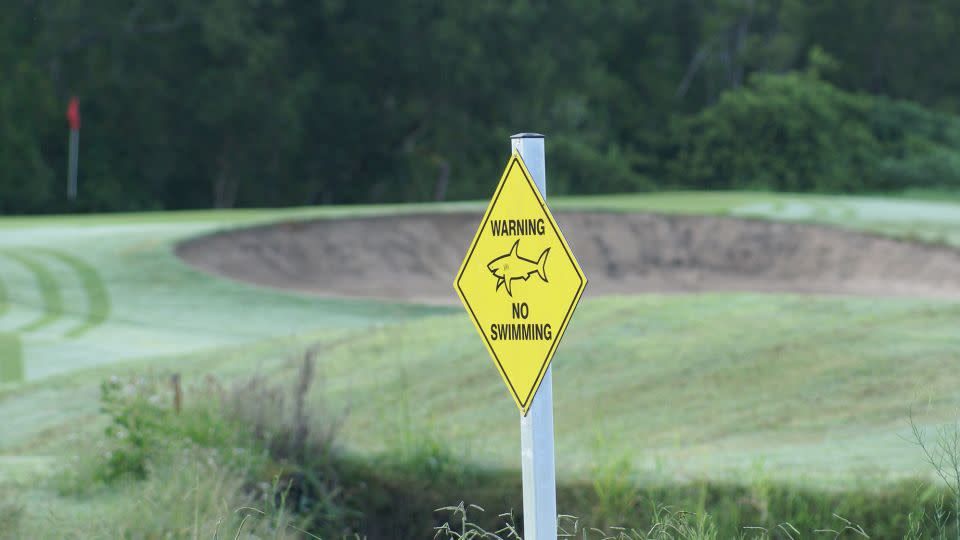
left=67, top=97, right=80, bottom=130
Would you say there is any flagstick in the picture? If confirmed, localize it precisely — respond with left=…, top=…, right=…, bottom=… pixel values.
left=67, top=128, right=79, bottom=200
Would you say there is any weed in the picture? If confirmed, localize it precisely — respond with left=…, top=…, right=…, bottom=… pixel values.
left=83, top=372, right=264, bottom=485
left=97, top=374, right=170, bottom=481
left=745, top=460, right=771, bottom=524
left=812, top=514, right=870, bottom=539
left=433, top=503, right=724, bottom=540
left=433, top=503, right=521, bottom=539
left=591, top=455, right=641, bottom=528
left=222, top=350, right=341, bottom=466
left=39, top=453, right=316, bottom=539
left=910, top=410, right=960, bottom=539
left=905, top=495, right=954, bottom=540
left=45, top=351, right=355, bottom=538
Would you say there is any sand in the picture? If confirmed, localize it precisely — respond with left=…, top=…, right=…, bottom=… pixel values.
left=176, top=212, right=960, bottom=304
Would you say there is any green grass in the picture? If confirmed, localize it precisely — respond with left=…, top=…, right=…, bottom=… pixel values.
left=0, top=274, right=8, bottom=320
left=557, top=191, right=960, bottom=247
left=293, top=294, right=960, bottom=487
left=4, top=251, right=65, bottom=333
left=3, top=191, right=960, bottom=535
left=7, top=357, right=950, bottom=539
left=3, top=191, right=960, bottom=456
left=40, top=249, right=111, bottom=338
left=0, top=333, right=22, bottom=383
left=2, top=190, right=958, bottom=384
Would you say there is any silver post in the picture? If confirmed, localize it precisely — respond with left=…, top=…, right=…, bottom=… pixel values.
left=67, top=129, right=79, bottom=200
left=511, top=132, right=557, bottom=540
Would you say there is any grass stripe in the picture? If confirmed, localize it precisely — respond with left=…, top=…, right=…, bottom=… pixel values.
left=4, top=252, right=65, bottom=333
left=0, top=332, right=23, bottom=383
left=40, top=249, right=111, bottom=338
left=0, top=275, right=8, bottom=320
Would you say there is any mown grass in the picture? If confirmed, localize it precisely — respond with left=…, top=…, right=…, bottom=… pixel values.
left=40, top=249, right=112, bottom=338
left=4, top=251, right=65, bottom=332
left=0, top=333, right=22, bottom=383
left=0, top=273, right=8, bottom=319
left=3, top=191, right=960, bottom=387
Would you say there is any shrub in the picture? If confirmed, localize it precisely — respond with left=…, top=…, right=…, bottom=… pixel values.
left=47, top=353, right=351, bottom=538
left=550, top=135, right=653, bottom=195
left=90, top=373, right=264, bottom=484
left=667, top=72, right=960, bottom=193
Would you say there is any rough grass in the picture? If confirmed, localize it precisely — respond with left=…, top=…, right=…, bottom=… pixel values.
left=10, top=365, right=960, bottom=539
left=8, top=365, right=337, bottom=539
left=7, top=361, right=960, bottom=539
left=23, top=456, right=283, bottom=539
left=300, top=294, right=960, bottom=487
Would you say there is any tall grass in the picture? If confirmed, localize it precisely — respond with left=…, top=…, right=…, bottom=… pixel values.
left=432, top=503, right=723, bottom=540
left=23, top=353, right=348, bottom=539
left=22, top=352, right=960, bottom=539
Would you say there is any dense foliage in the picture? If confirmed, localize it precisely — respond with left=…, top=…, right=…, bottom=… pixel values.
left=668, top=72, right=960, bottom=193
left=4, top=1, right=960, bottom=213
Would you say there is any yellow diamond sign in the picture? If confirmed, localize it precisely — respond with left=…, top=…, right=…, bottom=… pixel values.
left=454, top=152, right=587, bottom=415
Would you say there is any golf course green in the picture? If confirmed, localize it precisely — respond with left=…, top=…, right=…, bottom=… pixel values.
left=3, top=191, right=960, bottom=536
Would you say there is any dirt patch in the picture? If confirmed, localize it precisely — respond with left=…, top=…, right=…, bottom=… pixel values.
left=176, top=212, right=960, bottom=303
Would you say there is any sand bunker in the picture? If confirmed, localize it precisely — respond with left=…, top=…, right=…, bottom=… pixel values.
left=176, top=212, right=960, bottom=303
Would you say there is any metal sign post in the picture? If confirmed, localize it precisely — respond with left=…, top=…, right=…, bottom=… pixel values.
left=454, top=132, right=585, bottom=540
left=512, top=133, right=556, bottom=540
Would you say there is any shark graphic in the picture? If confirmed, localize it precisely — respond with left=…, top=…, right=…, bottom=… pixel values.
left=487, top=239, right=549, bottom=297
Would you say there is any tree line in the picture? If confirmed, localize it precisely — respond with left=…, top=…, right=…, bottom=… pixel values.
left=3, top=1, right=960, bottom=213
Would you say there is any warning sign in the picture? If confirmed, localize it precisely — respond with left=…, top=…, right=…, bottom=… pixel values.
left=454, top=153, right=586, bottom=414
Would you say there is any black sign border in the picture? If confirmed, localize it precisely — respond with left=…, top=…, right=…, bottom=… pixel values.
left=455, top=154, right=587, bottom=413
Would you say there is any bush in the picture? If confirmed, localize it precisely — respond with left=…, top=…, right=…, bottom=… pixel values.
left=876, top=148, right=960, bottom=190
left=91, top=374, right=263, bottom=484
left=46, top=355, right=351, bottom=538
left=667, top=71, right=960, bottom=193
left=550, top=135, right=654, bottom=195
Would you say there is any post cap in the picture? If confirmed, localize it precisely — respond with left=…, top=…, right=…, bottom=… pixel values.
left=510, top=132, right=545, bottom=139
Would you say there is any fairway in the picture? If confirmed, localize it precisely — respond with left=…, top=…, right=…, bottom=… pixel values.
left=0, top=210, right=450, bottom=382
left=3, top=191, right=960, bottom=493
